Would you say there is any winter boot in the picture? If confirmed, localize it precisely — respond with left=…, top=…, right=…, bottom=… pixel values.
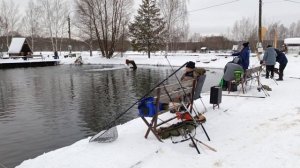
left=276, top=73, right=283, bottom=81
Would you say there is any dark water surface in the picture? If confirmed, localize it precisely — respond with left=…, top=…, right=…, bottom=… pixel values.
left=0, top=65, right=222, bottom=167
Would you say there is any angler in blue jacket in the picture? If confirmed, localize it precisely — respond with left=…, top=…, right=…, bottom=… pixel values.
left=275, top=49, right=288, bottom=81
left=232, top=42, right=250, bottom=70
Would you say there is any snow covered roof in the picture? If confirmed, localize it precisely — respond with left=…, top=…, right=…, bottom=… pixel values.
left=284, top=38, right=300, bottom=45
left=8, top=38, right=28, bottom=53
left=232, top=45, right=239, bottom=50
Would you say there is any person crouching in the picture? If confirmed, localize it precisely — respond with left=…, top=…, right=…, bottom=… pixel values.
left=222, top=57, right=244, bottom=90
left=125, top=59, right=137, bottom=70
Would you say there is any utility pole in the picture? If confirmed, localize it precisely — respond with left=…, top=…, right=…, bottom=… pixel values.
left=258, top=0, right=262, bottom=43
left=68, top=15, right=72, bottom=54
left=256, top=0, right=263, bottom=60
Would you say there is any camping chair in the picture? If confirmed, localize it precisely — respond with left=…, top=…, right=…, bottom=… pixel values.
left=194, top=74, right=206, bottom=100
left=176, top=74, right=210, bottom=141
left=189, top=74, right=210, bottom=141
left=139, top=79, right=196, bottom=142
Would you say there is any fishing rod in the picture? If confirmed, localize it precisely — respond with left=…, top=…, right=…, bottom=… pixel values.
left=289, top=77, right=300, bottom=79
left=90, top=62, right=189, bottom=142
left=222, top=94, right=265, bottom=98
left=193, top=137, right=217, bottom=152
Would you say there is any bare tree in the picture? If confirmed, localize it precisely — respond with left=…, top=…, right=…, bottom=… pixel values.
left=277, top=24, right=288, bottom=40
left=229, top=17, right=257, bottom=42
left=188, top=33, right=202, bottom=43
left=0, top=16, right=3, bottom=35
left=294, top=20, right=300, bottom=37
left=158, top=0, right=189, bottom=52
left=22, top=0, right=42, bottom=52
left=265, top=22, right=278, bottom=41
left=0, top=0, right=20, bottom=48
left=288, top=22, right=296, bottom=38
left=76, top=0, right=133, bottom=59
left=75, top=0, right=97, bottom=56
left=227, top=17, right=257, bottom=51
left=38, top=0, right=68, bottom=56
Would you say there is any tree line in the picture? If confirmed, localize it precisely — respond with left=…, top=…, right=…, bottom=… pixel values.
left=0, top=0, right=299, bottom=58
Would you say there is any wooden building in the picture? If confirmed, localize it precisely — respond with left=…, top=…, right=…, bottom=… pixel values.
left=284, top=38, right=300, bottom=55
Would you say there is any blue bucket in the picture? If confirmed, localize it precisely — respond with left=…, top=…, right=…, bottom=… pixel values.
left=138, top=97, right=160, bottom=117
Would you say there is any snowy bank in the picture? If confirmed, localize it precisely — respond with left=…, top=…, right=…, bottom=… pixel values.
left=56, top=51, right=262, bottom=69
left=16, top=52, right=300, bottom=168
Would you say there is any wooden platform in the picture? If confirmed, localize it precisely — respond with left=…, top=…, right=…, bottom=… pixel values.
left=0, top=60, right=60, bottom=69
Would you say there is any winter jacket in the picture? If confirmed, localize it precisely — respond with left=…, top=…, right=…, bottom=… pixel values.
left=263, top=47, right=277, bottom=65
left=232, top=46, right=250, bottom=70
left=275, top=49, right=288, bottom=65
left=223, top=62, right=244, bottom=81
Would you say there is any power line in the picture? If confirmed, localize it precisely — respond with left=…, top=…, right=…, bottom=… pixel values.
left=188, top=0, right=240, bottom=13
left=283, top=0, right=300, bottom=3
left=263, top=0, right=285, bottom=4
left=263, top=0, right=300, bottom=4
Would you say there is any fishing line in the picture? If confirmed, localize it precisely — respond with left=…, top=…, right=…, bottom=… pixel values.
left=164, top=56, right=201, bottom=116
left=0, top=161, right=8, bottom=168
left=90, top=62, right=188, bottom=142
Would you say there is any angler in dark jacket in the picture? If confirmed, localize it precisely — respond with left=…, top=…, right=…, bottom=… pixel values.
left=275, top=49, right=288, bottom=81
left=232, top=42, right=250, bottom=70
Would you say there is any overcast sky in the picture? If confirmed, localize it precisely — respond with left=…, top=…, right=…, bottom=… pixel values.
left=15, top=0, right=300, bottom=35
left=187, top=0, right=300, bottom=35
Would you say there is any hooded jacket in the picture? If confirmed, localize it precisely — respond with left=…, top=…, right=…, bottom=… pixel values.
left=263, top=47, right=277, bottom=65
left=232, top=46, right=250, bottom=70
left=223, top=62, right=244, bottom=81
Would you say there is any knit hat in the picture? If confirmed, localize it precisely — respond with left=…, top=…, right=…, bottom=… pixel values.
left=242, top=42, right=249, bottom=47
left=186, top=61, right=195, bottom=69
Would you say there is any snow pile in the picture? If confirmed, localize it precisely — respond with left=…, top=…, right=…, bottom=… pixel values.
left=16, top=52, right=300, bottom=168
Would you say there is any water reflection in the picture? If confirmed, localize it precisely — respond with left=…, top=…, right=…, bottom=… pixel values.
left=0, top=65, right=222, bottom=167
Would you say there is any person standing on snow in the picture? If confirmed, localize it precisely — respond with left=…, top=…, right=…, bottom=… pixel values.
left=262, top=45, right=277, bottom=79
left=274, top=48, right=288, bottom=81
left=232, top=42, right=250, bottom=70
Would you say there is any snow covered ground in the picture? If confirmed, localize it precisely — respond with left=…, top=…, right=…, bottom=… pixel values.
left=14, top=51, right=300, bottom=168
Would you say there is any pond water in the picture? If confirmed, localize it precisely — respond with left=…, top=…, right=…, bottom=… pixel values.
left=0, top=65, right=222, bottom=167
